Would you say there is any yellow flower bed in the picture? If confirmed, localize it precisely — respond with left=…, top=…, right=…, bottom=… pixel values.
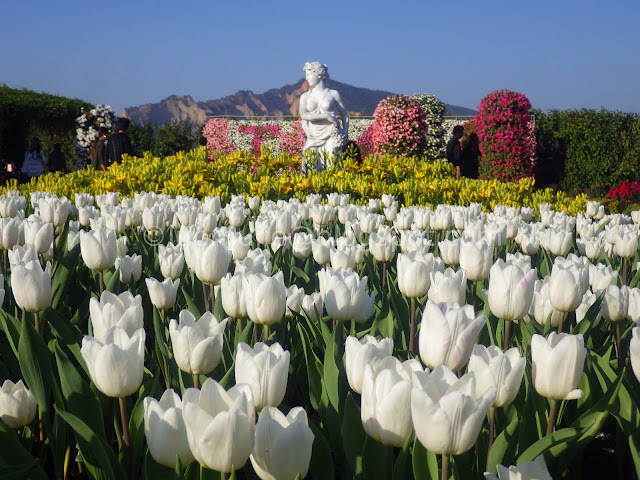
left=2, top=148, right=588, bottom=215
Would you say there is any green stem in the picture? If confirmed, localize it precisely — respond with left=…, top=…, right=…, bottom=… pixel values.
left=486, top=407, right=496, bottom=472
left=557, top=311, right=565, bottom=334
left=210, top=283, right=215, bottom=313
left=503, top=320, right=511, bottom=352
left=546, top=399, right=558, bottom=436
left=99, top=270, right=104, bottom=295
left=382, top=261, right=387, bottom=292
left=386, top=445, right=394, bottom=480
left=64, top=441, right=71, bottom=480
left=34, top=312, right=41, bottom=335
left=337, top=321, right=344, bottom=362
left=203, top=283, right=209, bottom=311
left=193, top=374, right=200, bottom=389
left=409, top=297, right=416, bottom=353
left=622, top=258, right=628, bottom=286
left=441, top=454, right=450, bottom=480
left=119, top=397, right=132, bottom=478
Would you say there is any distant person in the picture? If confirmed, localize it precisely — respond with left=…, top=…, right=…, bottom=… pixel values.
left=107, top=117, right=133, bottom=165
left=534, top=135, right=547, bottom=188
left=200, top=136, right=214, bottom=163
left=48, top=143, right=66, bottom=173
left=545, top=139, right=565, bottom=192
left=21, top=138, right=47, bottom=178
left=461, top=133, right=480, bottom=179
left=446, top=125, right=464, bottom=178
left=92, top=127, right=109, bottom=171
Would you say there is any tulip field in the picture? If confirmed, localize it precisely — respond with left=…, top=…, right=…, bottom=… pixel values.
left=1, top=178, right=640, bottom=480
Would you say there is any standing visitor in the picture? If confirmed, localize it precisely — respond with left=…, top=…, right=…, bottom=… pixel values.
left=447, top=125, right=464, bottom=178
left=545, top=139, right=565, bottom=192
left=93, top=127, right=109, bottom=171
left=48, top=143, right=66, bottom=173
left=461, top=133, right=480, bottom=179
left=21, top=138, right=47, bottom=178
left=107, top=117, right=133, bottom=165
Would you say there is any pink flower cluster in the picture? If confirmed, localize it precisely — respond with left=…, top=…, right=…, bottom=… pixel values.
left=476, top=90, right=535, bottom=182
left=202, top=118, right=237, bottom=156
left=238, top=124, right=280, bottom=158
left=372, top=95, right=427, bottom=157
left=279, top=120, right=306, bottom=157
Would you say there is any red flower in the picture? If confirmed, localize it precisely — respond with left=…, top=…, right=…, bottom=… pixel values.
left=595, top=182, right=600, bottom=187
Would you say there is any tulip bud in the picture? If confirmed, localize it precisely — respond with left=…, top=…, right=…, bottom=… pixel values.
left=250, top=406, right=314, bottom=480
left=143, top=389, right=195, bottom=468
left=81, top=327, right=145, bottom=398
left=146, top=277, right=180, bottom=310
left=11, top=260, right=52, bottom=313
left=484, top=456, right=552, bottom=480
left=235, top=342, right=290, bottom=411
left=428, top=268, right=467, bottom=306
left=468, top=345, right=525, bottom=407
left=0, top=379, right=37, bottom=429
left=80, top=228, right=117, bottom=272
left=487, top=259, right=536, bottom=321
left=115, top=254, right=142, bottom=283
left=531, top=332, right=586, bottom=400
left=89, top=291, right=143, bottom=343
left=183, top=379, right=255, bottom=473
left=345, top=334, right=393, bottom=394
left=169, top=310, right=227, bottom=375
left=419, top=301, right=486, bottom=372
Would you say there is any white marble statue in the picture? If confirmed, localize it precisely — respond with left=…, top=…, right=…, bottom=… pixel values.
left=299, top=62, right=349, bottom=172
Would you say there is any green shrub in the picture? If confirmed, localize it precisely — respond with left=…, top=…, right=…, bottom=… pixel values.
left=532, top=109, right=640, bottom=196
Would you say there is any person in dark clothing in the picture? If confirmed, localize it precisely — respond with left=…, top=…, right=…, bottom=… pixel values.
left=107, top=117, right=133, bottom=165
left=545, top=139, right=565, bottom=191
left=48, top=143, right=66, bottom=173
left=446, top=125, right=464, bottom=178
left=93, top=127, right=109, bottom=171
left=461, top=133, right=480, bottom=179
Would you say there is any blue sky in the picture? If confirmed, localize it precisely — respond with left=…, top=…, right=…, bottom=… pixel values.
left=1, top=0, right=638, bottom=115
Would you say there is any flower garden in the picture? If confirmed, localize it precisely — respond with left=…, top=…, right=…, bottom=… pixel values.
left=0, top=89, right=640, bottom=480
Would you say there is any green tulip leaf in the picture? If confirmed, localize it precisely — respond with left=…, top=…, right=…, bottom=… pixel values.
left=53, top=341, right=105, bottom=439
left=51, top=240, right=80, bottom=310
left=44, top=307, right=88, bottom=375
left=308, top=420, right=335, bottom=480
left=18, top=314, right=52, bottom=417
left=142, top=450, right=176, bottom=480
left=297, top=324, right=325, bottom=413
left=181, top=287, right=202, bottom=319
left=0, top=422, right=49, bottom=480
left=290, top=263, right=310, bottom=284
left=341, top=392, right=365, bottom=477
left=629, top=433, right=640, bottom=477
left=323, top=328, right=340, bottom=411
left=517, top=368, right=623, bottom=469
left=412, top=437, right=438, bottom=480
left=362, top=435, right=387, bottom=480
left=371, top=299, right=394, bottom=339
left=0, top=309, right=21, bottom=361
left=486, top=414, right=520, bottom=474
left=56, top=407, right=126, bottom=480
left=392, top=434, right=413, bottom=480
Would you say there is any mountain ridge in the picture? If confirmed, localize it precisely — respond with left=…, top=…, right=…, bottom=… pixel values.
left=121, top=79, right=477, bottom=124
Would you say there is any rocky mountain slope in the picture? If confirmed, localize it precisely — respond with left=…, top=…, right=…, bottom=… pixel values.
left=121, top=79, right=476, bottom=124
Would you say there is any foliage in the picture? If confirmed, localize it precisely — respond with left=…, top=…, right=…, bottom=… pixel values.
left=411, top=93, right=446, bottom=158
left=372, top=95, right=427, bottom=157
left=0, top=85, right=93, bottom=165
left=476, top=90, right=536, bottom=182
left=2, top=149, right=592, bottom=215
left=532, top=109, right=640, bottom=196
left=129, top=120, right=200, bottom=158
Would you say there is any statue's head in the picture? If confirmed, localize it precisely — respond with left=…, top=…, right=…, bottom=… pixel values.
left=303, top=62, right=329, bottom=80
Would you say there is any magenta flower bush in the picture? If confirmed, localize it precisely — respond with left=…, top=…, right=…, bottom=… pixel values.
left=202, top=118, right=237, bottom=156
left=355, top=124, right=374, bottom=158
left=372, top=95, right=427, bottom=157
left=476, top=90, right=536, bottom=182
left=237, top=124, right=281, bottom=158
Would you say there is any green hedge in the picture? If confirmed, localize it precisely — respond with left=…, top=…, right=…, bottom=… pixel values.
left=0, top=85, right=93, bottom=167
left=532, top=109, right=640, bottom=196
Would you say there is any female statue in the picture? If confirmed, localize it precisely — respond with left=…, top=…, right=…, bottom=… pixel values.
left=299, top=62, right=349, bottom=171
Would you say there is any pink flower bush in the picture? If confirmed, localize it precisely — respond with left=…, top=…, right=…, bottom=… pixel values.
left=372, top=95, right=427, bottom=157
left=202, top=118, right=237, bottom=156
left=476, top=90, right=535, bottom=182
left=279, top=120, right=306, bottom=157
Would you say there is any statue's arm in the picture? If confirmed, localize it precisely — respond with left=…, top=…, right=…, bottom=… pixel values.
left=333, top=90, right=349, bottom=134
